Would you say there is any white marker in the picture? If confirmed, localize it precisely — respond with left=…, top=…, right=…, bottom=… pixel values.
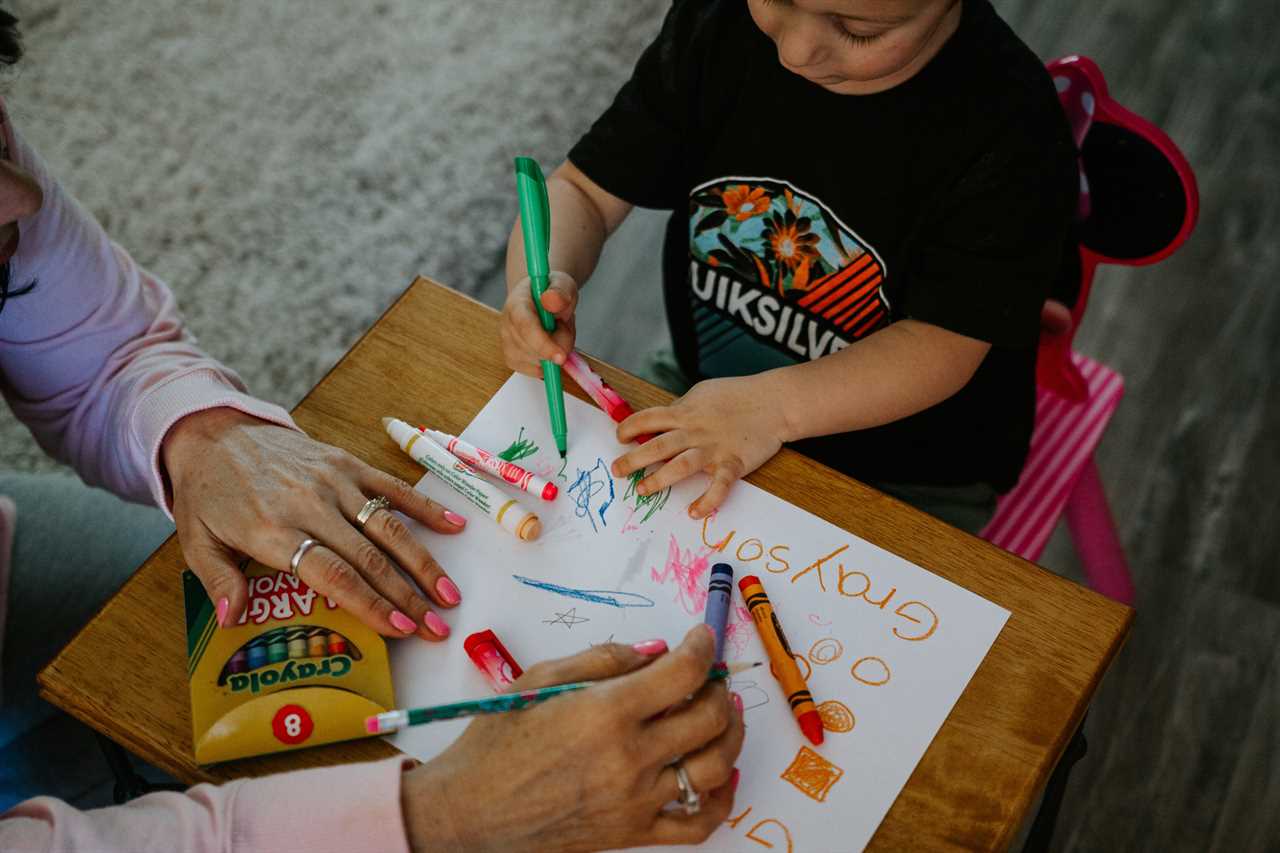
left=423, top=428, right=558, bottom=502
left=383, top=417, right=541, bottom=541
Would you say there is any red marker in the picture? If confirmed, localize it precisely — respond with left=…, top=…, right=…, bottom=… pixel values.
left=463, top=629, right=524, bottom=692
left=423, top=429, right=558, bottom=501
left=562, top=350, right=655, bottom=444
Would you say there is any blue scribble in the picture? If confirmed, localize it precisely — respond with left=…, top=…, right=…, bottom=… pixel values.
left=567, top=457, right=616, bottom=532
left=513, top=575, right=655, bottom=608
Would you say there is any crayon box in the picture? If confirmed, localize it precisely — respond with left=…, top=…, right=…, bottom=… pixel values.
left=184, top=562, right=395, bottom=763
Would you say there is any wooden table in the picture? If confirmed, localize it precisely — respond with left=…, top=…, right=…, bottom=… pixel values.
left=40, top=277, right=1131, bottom=850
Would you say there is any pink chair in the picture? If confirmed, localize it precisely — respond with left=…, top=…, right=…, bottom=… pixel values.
left=979, top=56, right=1199, bottom=603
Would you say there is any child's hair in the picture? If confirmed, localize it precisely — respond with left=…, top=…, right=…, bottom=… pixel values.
left=0, top=9, right=22, bottom=68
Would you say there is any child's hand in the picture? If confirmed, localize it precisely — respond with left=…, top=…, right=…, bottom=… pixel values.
left=611, top=376, right=788, bottom=518
left=501, top=271, right=579, bottom=377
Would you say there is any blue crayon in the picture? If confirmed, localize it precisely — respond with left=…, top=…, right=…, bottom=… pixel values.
left=245, top=633, right=270, bottom=670
left=705, top=563, right=734, bottom=663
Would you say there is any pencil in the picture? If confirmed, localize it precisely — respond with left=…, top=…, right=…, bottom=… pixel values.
left=366, top=661, right=761, bottom=734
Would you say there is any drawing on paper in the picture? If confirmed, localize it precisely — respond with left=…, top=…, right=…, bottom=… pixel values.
left=780, top=745, right=844, bottom=803
left=850, top=655, right=892, bottom=686
left=808, top=637, right=844, bottom=665
left=544, top=608, right=589, bottom=629
left=650, top=535, right=713, bottom=615
left=497, top=427, right=539, bottom=462
left=731, top=679, right=771, bottom=713
left=746, top=818, right=795, bottom=852
left=513, top=575, right=655, bottom=608
left=568, top=457, right=616, bottom=532
left=816, top=700, right=855, bottom=733
left=622, top=470, right=671, bottom=526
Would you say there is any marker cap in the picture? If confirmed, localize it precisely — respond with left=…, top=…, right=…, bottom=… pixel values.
left=463, top=629, right=524, bottom=691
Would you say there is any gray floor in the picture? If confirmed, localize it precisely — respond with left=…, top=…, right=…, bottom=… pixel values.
left=1, top=1, right=1277, bottom=849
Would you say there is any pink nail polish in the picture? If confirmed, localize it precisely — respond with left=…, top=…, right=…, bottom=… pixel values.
left=390, top=610, right=417, bottom=634
left=436, top=576, right=462, bottom=606
left=443, top=510, right=467, bottom=528
left=731, top=692, right=744, bottom=715
left=424, top=611, right=451, bottom=638
left=632, top=639, right=668, bottom=656
left=216, top=597, right=229, bottom=628
left=730, top=768, right=740, bottom=792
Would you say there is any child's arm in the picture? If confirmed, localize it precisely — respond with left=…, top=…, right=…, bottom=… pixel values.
left=500, top=160, right=633, bottom=377
left=610, top=320, right=990, bottom=517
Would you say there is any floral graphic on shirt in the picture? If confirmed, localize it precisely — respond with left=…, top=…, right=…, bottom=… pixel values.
left=685, top=177, right=890, bottom=375
left=762, top=209, right=822, bottom=291
left=719, top=184, right=772, bottom=221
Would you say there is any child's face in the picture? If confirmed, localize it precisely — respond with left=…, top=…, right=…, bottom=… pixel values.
left=748, top=0, right=962, bottom=95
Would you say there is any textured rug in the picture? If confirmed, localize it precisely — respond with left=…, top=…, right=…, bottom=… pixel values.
left=1, top=0, right=671, bottom=472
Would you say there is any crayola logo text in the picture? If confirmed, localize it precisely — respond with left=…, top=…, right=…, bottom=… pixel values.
left=228, top=655, right=352, bottom=694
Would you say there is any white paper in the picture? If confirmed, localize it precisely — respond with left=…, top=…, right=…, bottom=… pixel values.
left=388, top=373, right=1009, bottom=852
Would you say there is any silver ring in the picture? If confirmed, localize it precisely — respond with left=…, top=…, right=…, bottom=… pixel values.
left=355, top=495, right=391, bottom=529
left=290, top=538, right=320, bottom=577
left=673, top=762, right=701, bottom=816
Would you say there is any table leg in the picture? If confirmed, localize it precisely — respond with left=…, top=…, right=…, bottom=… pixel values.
left=94, top=733, right=186, bottom=804
left=1021, top=716, right=1089, bottom=853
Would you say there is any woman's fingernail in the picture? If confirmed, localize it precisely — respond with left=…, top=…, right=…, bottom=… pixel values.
left=730, top=768, right=740, bottom=792
left=731, top=691, right=744, bottom=715
left=436, top=576, right=462, bottom=606
left=444, top=510, right=467, bottom=528
left=632, top=639, right=668, bottom=656
left=216, top=597, right=229, bottom=627
left=390, top=610, right=417, bottom=634
left=423, top=611, right=451, bottom=638
left=688, top=505, right=703, bottom=519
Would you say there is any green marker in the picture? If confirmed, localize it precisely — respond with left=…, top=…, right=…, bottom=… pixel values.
left=514, top=156, right=568, bottom=458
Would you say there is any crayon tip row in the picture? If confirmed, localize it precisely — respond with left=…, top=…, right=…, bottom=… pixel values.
left=219, top=625, right=362, bottom=685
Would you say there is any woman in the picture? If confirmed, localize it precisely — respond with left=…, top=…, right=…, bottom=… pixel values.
left=0, top=11, right=742, bottom=850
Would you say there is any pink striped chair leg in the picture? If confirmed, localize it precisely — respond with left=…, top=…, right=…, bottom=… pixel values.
left=1063, top=457, right=1134, bottom=604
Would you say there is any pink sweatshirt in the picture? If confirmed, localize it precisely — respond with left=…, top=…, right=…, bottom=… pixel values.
left=0, top=103, right=412, bottom=851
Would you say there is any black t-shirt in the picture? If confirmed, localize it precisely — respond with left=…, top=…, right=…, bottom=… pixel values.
left=569, top=0, right=1076, bottom=491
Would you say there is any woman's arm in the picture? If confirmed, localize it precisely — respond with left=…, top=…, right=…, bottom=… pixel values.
left=1, top=756, right=415, bottom=853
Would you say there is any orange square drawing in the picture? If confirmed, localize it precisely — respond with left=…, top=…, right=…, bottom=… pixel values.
left=780, top=745, right=844, bottom=803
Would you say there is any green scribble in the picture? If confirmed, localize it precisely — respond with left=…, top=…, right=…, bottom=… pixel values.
left=556, top=457, right=569, bottom=482
left=624, top=470, right=671, bottom=524
left=498, top=427, right=538, bottom=462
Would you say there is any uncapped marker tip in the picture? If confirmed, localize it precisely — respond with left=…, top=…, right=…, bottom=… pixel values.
left=381, top=417, right=393, bottom=427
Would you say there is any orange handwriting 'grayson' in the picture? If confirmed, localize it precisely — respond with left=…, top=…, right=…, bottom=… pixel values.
left=701, top=515, right=938, bottom=642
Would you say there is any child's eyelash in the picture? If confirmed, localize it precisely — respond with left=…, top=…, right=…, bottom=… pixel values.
left=836, top=24, right=883, bottom=47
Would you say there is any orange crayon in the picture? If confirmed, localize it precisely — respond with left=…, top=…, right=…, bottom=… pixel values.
left=739, top=575, right=824, bottom=746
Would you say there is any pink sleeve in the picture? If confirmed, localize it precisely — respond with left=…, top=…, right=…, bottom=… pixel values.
left=0, top=115, right=297, bottom=514
left=0, top=756, right=414, bottom=853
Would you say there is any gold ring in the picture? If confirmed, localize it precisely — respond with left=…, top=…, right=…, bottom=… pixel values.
left=356, top=495, right=392, bottom=529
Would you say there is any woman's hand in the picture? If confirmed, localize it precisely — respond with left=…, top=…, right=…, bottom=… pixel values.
left=611, top=376, right=789, bottom=519
left=402, top=625, right=744, bottom=853
left=501, top=271, right=579, bottom=377
left=163, top=408, right=466, bottom=640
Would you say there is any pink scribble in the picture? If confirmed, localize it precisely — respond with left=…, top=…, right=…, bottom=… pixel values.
left=650, top=535, right=715, bottom=616
left=722, top=605, right=754, bottom=658
left=620, top=507, right=642, bottom=534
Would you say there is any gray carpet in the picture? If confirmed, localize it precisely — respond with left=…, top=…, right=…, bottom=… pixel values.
left=0, top=0, right=672, bottom=473
left=3, top=1, right=1278, bottom=850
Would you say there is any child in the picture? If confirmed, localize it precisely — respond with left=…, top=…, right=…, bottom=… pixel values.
left=501, top=0, right=1076, bottom=533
